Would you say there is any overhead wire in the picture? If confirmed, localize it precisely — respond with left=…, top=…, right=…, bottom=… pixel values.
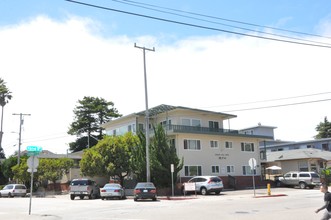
left=111, top=0, right=331, bottom=46
left=204, top=91, right=331, bottom=108
left=65, top=0, right=331, bottom=49
left=115, top=0, right=331, bottom=40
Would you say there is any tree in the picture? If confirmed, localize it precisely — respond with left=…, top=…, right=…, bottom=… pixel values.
left=150, top=124, right=183, bottom=187
left=1, top=155, right=17, bottom=184
left=0, top=78, right=12, bottom=159
left=315, top=117, right=331, bottom=139
left=68, top=96, right=121, bottom=152
left=80, top=133, right=139, bottom=185
left=38, top=158, right=74, bottom=188
left=133, top=125, right=183, bottom=187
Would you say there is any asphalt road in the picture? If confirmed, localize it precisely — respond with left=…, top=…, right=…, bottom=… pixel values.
left=0, top=187, right=325, bottom=220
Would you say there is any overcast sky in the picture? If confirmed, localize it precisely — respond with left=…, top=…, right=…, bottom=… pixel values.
left=1, top=0, right=330, bottom=156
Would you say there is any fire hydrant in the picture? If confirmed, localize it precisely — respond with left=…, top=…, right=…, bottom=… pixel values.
left=267, top=183, right=271, bottom=196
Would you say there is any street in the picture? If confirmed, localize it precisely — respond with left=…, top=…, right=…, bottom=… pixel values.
left=0, top=187, right=325, bottom=220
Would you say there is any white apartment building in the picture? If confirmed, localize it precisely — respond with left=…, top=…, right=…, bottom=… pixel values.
left=101, top=104, right=273, bottom=189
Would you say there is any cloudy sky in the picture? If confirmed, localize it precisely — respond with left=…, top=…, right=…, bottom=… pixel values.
left=1, top=0, right=330, bottom=156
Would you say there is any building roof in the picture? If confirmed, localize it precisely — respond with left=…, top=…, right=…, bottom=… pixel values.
left=266, top=148, right=331, bottom=162
left=240, top=124, right=277, bottom=130
left=21, top=150, right=83, bottom=160
left=268, top=137, right=331, bottom=148
left=135, top=104, right=237, bottom=118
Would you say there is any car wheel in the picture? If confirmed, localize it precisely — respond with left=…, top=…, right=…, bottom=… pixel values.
left=215, top=190, right=221, bottom=195
left=101, top=197, right=105, bottom=200
left=309, top=186, right=315, bottom=189
left=200, top=187, right=208, bottom=196
left=8, top=193, right=13, bottom=198
left=80, top=195, right=84, bottom=200
left=0, top=193, right=2, bottom=198
left=134, top=198, right=138, bottom=202
left=152, top=197, right=157, bottom=201
left=299, top=182, right=307, bottom=189
left=70, top=195, right=75, bottom=200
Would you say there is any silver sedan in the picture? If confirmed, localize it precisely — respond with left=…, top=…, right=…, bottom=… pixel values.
left=100, top=183, right=126, bottom=200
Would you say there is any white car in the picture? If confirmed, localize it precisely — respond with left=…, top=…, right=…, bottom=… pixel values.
left=100, top=183, right=125, bottom=200
left=0, top=184, right=27, bottom=198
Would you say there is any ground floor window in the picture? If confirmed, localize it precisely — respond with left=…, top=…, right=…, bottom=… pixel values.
left=184, top=166, right=202, bottom=176
left=227, top=165, right=235, bottom=173
left=211, top=165, right=220, bottom=174
left=242, top=166, right=256, bottom=175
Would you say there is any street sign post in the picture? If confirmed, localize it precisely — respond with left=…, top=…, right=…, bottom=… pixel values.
left=248, top=158, right=257, bottom=197
left=26, top=146, right=42, bottom=215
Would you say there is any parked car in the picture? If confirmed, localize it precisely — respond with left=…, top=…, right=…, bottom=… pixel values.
left=182, top=176, right=224, bottom=195
left=0, top=184, right=27, bottom=198
left=100, top=183, right=125, bottom=200
left=276, top=171, right=321, bottom=189
left=133, top=182, right=157, bottom=201
left=69, top=179, right=100, bottom=200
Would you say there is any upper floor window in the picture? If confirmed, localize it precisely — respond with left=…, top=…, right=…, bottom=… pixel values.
left=241, top=142, right=254, bottom=152
left=225, top=141, right=233, bottom=149
left=209, top=121, right=219, bottom=129
left=210, top=140, right=218, bottom=148
left=184, top=139, right=201, bottom=150
left=182, top=118, right=201, bottom=127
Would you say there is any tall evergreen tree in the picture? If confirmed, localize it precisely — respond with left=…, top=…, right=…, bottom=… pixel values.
left=0, top=78, right=12, bottom=159
left=68, top=96, right=121, bottom=152
left=315, top=117, right=331, bottom=139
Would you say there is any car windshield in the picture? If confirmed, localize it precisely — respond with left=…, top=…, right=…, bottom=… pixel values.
left=136, top=183, right=155, bottom=188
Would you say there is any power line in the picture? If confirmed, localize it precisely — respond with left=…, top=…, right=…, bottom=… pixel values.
left=65, top=0, right=331, bottom=49
left=112, top=0, right=331, bottom=46
left=222, top=98, right=331, bottom=113
left=115, top=0, right=331, bottom=40
left=205, top=91, right=331, bottom=108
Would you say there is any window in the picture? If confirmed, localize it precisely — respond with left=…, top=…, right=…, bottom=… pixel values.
left=242, top=166, right=256, bottom=175
left=181, top=118, right=201, bottom=127
left=322, top=143, right=329, bottom=151
left=298, top=161, right=308, bottom=171
left=227, top=165, right=235, bottom=173
left=209, top=121, right=219, bottom=130
left=225, top=141, right=233, bottom=149
left=169, top=139, right=175, bottom=148
left=138, top=123, right=144, bottom=131
left=184, top=139, right=201, bottom=150
left=210, top=140, right=218, bottom=148
left=192, top=119, right=201, bottom=127
left=241, top=142, right=254, bottom=152
left=211, top=166, right=220, bottom=173
left=184, top=166, right=202, bottom=176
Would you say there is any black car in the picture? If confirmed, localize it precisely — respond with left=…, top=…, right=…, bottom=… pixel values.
left=133, top=182, right=157, bottom=201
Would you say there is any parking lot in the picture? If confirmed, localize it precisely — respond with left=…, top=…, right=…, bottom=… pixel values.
left=0, top=187, right=325, bottom=220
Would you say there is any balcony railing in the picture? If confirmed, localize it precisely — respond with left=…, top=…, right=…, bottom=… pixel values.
left=162, top=124, right=239, bottom=135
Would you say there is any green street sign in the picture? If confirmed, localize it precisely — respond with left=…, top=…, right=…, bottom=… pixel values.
left=26, top=146, right=42, bottom=152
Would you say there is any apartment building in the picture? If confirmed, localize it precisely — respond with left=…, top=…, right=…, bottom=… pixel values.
left=101, top=104, right=274, bottom=189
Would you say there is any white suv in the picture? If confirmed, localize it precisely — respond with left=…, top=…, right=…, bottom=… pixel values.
left=183, top=176, right=224, bottom=195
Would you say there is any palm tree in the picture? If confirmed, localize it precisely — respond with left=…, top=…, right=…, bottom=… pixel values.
left=0, top=78, right=12, bottom=159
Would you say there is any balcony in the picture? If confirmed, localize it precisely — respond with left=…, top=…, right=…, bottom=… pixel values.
left=162, top=124, right=239, bottom=135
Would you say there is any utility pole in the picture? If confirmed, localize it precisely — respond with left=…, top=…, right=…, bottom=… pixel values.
left=134, top=43, right=155, bottom=183
left=13, top=113, right=31, bottom=165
